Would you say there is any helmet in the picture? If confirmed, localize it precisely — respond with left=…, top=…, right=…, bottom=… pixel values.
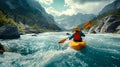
left=74, top=26, right=80, bottom=31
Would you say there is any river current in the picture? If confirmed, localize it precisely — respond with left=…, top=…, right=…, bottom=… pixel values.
left=0, top=32, right=120, bottom=67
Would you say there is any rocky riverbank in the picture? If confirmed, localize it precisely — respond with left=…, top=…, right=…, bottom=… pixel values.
left=89, top=15, right=120, bottom=34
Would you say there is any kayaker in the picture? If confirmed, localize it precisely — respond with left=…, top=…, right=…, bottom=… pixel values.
left=69, top=27, right=85, bottom=42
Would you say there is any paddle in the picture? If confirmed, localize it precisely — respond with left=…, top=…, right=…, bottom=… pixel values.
left=58, top=21, right=92, bottom=44
left=83, top=21, right=92, bottom=29
left=58, top=38, right=68, bottom=43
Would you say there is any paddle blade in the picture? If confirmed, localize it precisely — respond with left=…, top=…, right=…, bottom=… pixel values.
left=58, top=38, right=67, bottom=44
left=83, top=21, right=92, bottom=28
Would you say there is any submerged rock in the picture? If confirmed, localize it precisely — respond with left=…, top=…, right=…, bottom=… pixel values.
left=0, top=24, right=20, bottom=39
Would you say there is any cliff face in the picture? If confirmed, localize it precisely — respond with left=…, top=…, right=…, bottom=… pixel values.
left=0, top=0, right=61, bottom=32
left=89, top=0, right=120, bottom=34
left=89, top=15, right=120, bottom=34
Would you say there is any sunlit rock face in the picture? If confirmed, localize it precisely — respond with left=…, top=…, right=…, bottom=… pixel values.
left=89, top=15, right=120, bottom=33
left=89, top=0, right=120, bottom=34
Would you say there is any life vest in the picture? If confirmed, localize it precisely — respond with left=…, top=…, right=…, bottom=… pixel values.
left=74, top=31, right=81, bottom=41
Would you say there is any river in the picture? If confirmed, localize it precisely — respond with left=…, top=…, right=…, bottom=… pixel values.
left=0, top=32, right=120, bottom=67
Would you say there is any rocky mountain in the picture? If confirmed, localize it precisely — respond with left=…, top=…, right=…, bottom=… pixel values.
left=88, top=0, right=120, bottom=34
left=56, top=13, right=95, bottom=30
left=99, top=0, right=120, bottom=14
left=0, top=0, right=61, bottom=33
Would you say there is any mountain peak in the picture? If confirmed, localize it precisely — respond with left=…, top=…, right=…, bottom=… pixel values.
left=99, top=0, right=120, bottom=14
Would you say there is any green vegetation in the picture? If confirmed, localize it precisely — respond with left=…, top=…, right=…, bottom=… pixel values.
left=30, top=24, right=54, bottom=32
left=31, top=24, right=40, bottom=30
left=0, top=11, right=26, bottom=30
left=0, top=11, right=17, bottom=26
left=0, top=10, right=56, bottom=32
left=16, top=13, right=40, bottom=23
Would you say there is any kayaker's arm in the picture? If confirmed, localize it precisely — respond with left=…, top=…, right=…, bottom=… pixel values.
left=80, top=31, right=85, bottom=37
left=69, top=34, right=74, bottom=40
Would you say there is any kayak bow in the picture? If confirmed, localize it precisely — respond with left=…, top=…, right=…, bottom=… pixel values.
left=69, top=41, right=86, bottom=50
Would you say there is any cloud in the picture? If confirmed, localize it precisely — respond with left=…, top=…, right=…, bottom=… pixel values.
left=45, top=7, right=61, bottom=16
left=39, top=0, right=115, bottom=17
left=64, top=0, right=114, bottom=14
left=45, top=6, right=81, bottom=16
left=68, top=0, right=113, bottom=4
left=38, top=0, right=53, bottom=5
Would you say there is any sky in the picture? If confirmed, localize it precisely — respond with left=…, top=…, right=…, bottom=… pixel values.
left=36, top=0, right=115, bottom=17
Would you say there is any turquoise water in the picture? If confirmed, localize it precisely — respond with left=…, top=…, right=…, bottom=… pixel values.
left=0, top=32, right=120, bottom=67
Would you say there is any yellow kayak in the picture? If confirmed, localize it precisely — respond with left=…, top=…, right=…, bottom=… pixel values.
left=69, top=41, right=86, bottom=50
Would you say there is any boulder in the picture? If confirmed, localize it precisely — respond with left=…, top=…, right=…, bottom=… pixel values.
left=94, top=20, right=104, bottom=32
left=106, top=21, right=120, bottom=33
left=0, top=24, right=20, bottom=39
left=88, top=26, right=96, bottom=33
left=116, top=30, right=120, bottom=34
left=0, top=43, right=5, bottom=54
left=100, top=16, right=118, bottom=32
